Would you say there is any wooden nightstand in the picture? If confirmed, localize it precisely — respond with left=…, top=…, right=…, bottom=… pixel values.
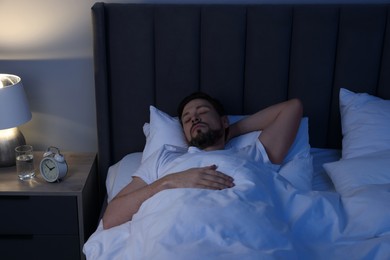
left=0, top=152, right=99, bottom=260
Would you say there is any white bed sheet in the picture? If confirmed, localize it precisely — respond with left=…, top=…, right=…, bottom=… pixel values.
left=84, top=148, right=390, bottom=259
left=311, top=148, right=340, bottom=191
left=105, top=148, right=339, bottom=202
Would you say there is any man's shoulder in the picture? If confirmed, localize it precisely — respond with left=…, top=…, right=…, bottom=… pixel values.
left=157, top=144, right=188, bottom=162
left=161, top=144, right=188, bottom=153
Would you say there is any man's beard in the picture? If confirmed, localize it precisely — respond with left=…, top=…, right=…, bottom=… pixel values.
left=189, top=128, right=224, bottom=149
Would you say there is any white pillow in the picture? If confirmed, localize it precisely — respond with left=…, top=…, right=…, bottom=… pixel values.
left=340, top=88, right=390, bottom=159
left=141, top=106, right=187, bottom=162
left=106, top=152, right=143, bottom=202
left=324, top=149, right=390, bottom=195
left=142, top=106, right=310, bottom=164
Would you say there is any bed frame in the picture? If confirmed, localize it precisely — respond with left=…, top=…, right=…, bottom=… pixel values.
left=92, top=3, right=390, bottom=196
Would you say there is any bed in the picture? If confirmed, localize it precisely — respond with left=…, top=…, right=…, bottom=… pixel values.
left=85, top=3, right=390, bottom=259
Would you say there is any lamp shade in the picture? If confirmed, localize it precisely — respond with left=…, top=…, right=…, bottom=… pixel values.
left=0, top=74, right=32, bottom=129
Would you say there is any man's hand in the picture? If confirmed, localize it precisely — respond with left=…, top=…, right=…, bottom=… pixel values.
left=159, top=165, right=235, bottom=190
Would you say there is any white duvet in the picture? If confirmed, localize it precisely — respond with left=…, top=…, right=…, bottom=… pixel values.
left=84, top=153, right=390, bottom=259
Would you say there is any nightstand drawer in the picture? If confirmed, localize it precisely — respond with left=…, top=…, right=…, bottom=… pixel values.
left=0, top=196, right=78, bottom=235
left=0, top=235, right=80, bottom=259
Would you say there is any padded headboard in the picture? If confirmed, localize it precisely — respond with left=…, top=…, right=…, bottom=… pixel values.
left=92, top=3, right=390, bottom=192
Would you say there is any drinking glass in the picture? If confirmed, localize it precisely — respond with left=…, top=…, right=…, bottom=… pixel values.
left=15, top=145, right=35, bottom=180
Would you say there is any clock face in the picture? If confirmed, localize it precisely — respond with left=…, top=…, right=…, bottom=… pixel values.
left=40, top=158, right=59, bottom=181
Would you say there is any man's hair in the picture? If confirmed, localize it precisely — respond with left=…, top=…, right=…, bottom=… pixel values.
left=177, top=92, right=226, bottom=122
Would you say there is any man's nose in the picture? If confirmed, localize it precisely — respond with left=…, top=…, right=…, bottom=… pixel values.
left=191, top=116, right=201, bottom=124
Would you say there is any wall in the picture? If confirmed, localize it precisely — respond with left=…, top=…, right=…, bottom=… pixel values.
left=0, top=0, right=388, bottom=153
left=0, top=0, right=99, bottom=152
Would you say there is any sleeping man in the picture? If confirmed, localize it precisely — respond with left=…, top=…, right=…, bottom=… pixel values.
left=102, top=92, right=303, bottom=229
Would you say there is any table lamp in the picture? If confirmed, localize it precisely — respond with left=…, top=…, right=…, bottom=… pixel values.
left=0, top=74, right=32, bottom=167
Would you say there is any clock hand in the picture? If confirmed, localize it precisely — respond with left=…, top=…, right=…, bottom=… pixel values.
left=45, top=163, right=55, bottom=171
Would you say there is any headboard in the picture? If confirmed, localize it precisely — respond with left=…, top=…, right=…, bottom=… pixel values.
left=92, top=3, right=390, bottom=194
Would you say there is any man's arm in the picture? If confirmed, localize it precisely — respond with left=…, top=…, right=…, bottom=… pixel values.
left=102, top=165, right=234, bottom=229
left=228, top=98, right=303, bottom=164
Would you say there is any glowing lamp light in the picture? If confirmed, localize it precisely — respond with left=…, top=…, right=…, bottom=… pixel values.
left=0, top=74, right=32, bottom=167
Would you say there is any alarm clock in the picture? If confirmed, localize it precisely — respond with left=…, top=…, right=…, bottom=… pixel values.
left=39, top=146, right=68, bottom=183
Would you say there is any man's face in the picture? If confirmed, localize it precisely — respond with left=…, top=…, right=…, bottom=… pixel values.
left=181, top=99, right=228, bottom=149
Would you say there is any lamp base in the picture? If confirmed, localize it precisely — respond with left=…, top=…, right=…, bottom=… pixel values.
left=0, top=128, right=26, bottom=167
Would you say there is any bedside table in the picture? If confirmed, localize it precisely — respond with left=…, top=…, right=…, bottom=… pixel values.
left=0, top=152, right=99, bottom=260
